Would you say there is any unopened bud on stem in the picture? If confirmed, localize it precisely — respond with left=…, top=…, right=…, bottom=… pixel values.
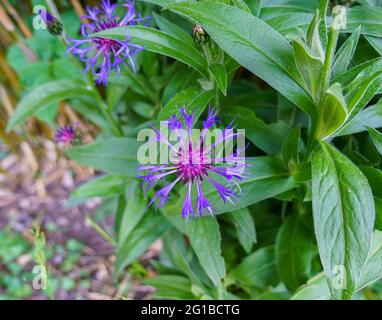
left=332, top=5, right=347, bottom=30
left=192, top=24, right=210, bottom=45
left=38, top=9, right=63, bottom=36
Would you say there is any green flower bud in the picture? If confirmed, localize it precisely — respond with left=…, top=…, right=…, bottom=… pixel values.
left=39, top=9, right=63, bottom=36
left=192, top=24, right=210, bottom=45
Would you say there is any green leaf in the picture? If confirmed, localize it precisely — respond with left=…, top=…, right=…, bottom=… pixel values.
left=117, top=180, right=147, bottom=244
left=6, top=80, right=93, bottom=131
left=335, top=99, right=382, bottom=136
left=247, top=0, right=262, bottom=17
left=230, top=246, right=278, bottom=288
left=162, top=66, right=197, bottom=105
left=346, top=6, right=382, bottom=38
left=140, top=0, right=188, bottom=6
left=153, top=12, right=193, bottom=45
left=115, top=213, right=169, bottom=276
left=275, top=214, right=315, bottom=291
left=293, top=231, right=382, bottom=298
left=231, top=208, right=257, bottom=253
left=358, top=230, right=382, bottom=290
left=186, top=217, right=226, bottom=286
left=367, top=127, right=382, bottom=155
left=366, top=35, right=382, bottom=56
left=231, top=0, right=251, bottom=13
left=71, top=175, right=125, bottom=200
left=66, top=138, right=140, bottom=177
left=282, top=124, right=301, bottom=167
left=291, top=273, right=330, bottom=300
left=333, top=58, right=382, bottom=86
left=209, top=63, right=228, bottom=95
left=94, top=26, right=209, bottom=78
left=342, top=59, right=382, bottom=122
left=265, top=12, right=314, bottom=37
left=311, top=141, right=375, bottom=299
left=158, top=86, right=214, bottom=121
left=359, top=166, right=382, bottom=231
left=332, top=27, right=361, bottom=79
left=317, top=83, right=347, bottom=139
left=162, top=229, right=210, bottom=287
left=144, top=275, right=194, bottom=300
left=292, top=38, right=323, bottom=102
left=223, top=106, right=291, bottom=155
left=167, top=2, right=315, bottom=117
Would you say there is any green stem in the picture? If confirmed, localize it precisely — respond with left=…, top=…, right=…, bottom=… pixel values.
left=95, top=95, right=124, bottom=136
left=202, top=44, right=213, bottom=66
left=86, top=214, right=117, bottom=246
left=309, top=25, right=339, bottom=147
left=321, top=26, right=339, bottom=98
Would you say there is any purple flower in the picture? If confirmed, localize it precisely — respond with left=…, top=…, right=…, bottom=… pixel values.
left=138, top=107, right=246, bottom=221
left=55, top=124, right=79, bottom=145
left=67, top=0, right=149, bottom=86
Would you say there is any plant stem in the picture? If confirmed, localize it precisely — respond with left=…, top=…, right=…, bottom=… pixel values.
left=202, top=43, right=213, bottom=66
left=321, top=26, right=339, bottom=97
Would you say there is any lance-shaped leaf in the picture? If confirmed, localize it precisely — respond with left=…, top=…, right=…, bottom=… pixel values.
left=359, top=166, right=382, bottom=231
left=311, top=142, right=375, bottom=299
left=341, top=58, right=382, bottom=122
left=144, top=275, right=194, bottom=300
left=153, top=12, right=193, bottom=44
left=6, top=80, right=94, bottom=131
left=231, top=207, right=257, bottom=253
left=367, top=127, right=382, bottom=156
left=116, top=213, right=169, bottom=276
left=167, top=1, right=316, bottom=117
left=275, top=214, right=315, bottom=292
left=94, top=26, right=209, bottom=78
left=230, top=246, right=278, bottom=288
left=116, top=180, right=147, bottom=244
left=209, top=63, right=228, bottom=96
left=223, top=106, right=290, bottom=155
left=346, top=73, right=382, bottom=122
left=332, top=26, right=361, bottom=79
left=292, top=38, right=323, bottom=102
left=366, top=35, right=382, bottom=56
left=71, top=175, right=125, bottom=201
left=66, top=138, right=140, bottom=177
left=291, top=273, right=330, bottom=300
left=317, top=83, right=347, bottom=139
left=158, top=86, right=214, bottom=121
left=186, top=217, right=226, bottom=286
left=335, top=100, right=382, bottom=136
left=334, top=58, right=382, bottom=86
left=346, top=6, right=382, bottom=38
left=282, top=124, right=301, bottom=167
left=357, top=230, right=382, bottom=291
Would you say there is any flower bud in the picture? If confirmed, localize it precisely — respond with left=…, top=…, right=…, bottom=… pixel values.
left=192, top=24, right=210, bottom=45
left=332, top=5, right=347, bottom=31
left=38, top=9, right=63, bottom=36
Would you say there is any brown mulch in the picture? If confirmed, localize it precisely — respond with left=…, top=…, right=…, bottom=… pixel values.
left=0, top=139, right=156, bottom=300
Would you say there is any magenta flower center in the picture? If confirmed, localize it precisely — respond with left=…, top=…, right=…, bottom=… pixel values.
left=176, top=144, right=211, bottom=183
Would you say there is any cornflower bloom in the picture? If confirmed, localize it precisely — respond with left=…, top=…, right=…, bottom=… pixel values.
left=138, top=107, right=246, bottom=220
left=67, top=0, right=149, bottom=86
left=55, top=123, right=80, bottom=146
